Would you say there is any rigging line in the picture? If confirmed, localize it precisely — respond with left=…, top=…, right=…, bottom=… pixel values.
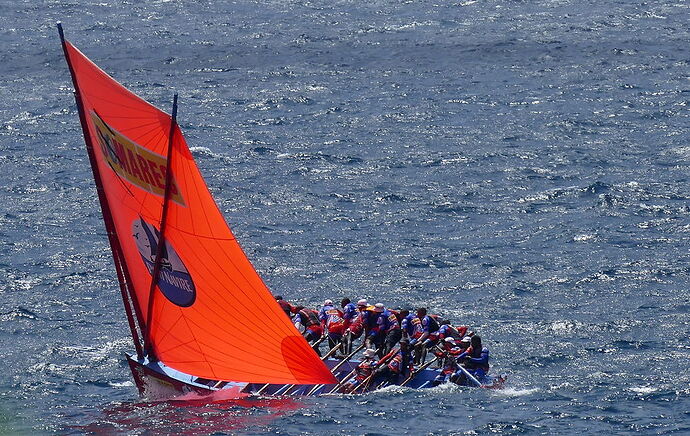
left=161, top=239, right=288, bottom=340
left=168, top=179, right=270, bottom=302
left=177, top=303, right=214, bottom=376
left=184, top=155, right=218, bottom=237
left=143, top=93, right=179, bottom=360
left=83, top=95, right=160, bottom=121
left=154, top=225, right=235, bottom=241
left=132, top=123, right=169, bottom=150
left=58, top=29, right=145, bottom=356
left=81, top=85, right=165, bottom=114
left=165, top=336, right=300, bottom=374
left=179, top=176, right=289, bottom=327
left=181, top=305, right=291, bottom=357
left=146, top=310, right=186, bottom=351
left=196, top=236, right=291, bottom=333
left=105, top=119, right=163, bottom=133
left=158, top=309, right=297, bottom=368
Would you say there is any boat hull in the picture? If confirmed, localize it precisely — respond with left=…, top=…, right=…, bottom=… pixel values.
left=126, top=354, right=505, bottom=399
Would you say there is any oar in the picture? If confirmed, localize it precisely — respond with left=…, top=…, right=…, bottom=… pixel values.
left=400, top=355, right=439, bottom=387
left=254, top=334, right=330, bottom=395
left=282, top=339, right=347, bottom=396
left=307, top=342, right=366, bottom=396
left=326, top=367, right=359, bottom=394
left=401, top=345, right=449, bottom=388
left=321, top=340, right=344, bottom=360
left=311, top=333, right=328, bottom=351
left=330, top=342, right=365, bottom=374
left=305, top=332, right=328, bottom=356
left=255, top=333, right=328, bottom=396
left=456, top=364, right=482, bottom=387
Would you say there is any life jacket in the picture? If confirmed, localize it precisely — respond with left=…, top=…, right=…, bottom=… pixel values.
left=324, top=308, right=344, bottom=324
left=410, top=316, right=424, bottom=338
left=464, top=347, right=489, bottom=372
left=347, top=318, right=364, bottom=338
left=401, top=314, right=416, bottom=336
left=441, top=351, right=460, bottom=374
left=385, top=311, right=400, bottom=332
left=299, top=308, right=320, bottom=327
left=387, top=352, right=404, bottom=373
left=354, top=359, right=376, bottom=381
left=277, top=299, right=293, bottom=316
left=325, top=308, right=345, bottom=334
left=389, top=309, right=403, bottom=323
left=427, top=315, right=440, bottom=333
left=386, top=350, right=411, bottom=374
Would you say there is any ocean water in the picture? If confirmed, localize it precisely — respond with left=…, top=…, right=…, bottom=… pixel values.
left=1, top=0, right=689, bottom=434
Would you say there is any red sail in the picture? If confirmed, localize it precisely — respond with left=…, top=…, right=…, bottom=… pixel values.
left=63, top=41, right=336, bottom=385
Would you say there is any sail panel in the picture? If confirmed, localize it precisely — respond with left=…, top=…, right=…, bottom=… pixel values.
left=64, top=41, right=336, bottom=385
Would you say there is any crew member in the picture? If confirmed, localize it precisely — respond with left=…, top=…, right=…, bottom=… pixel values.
left=423, top=320, right=467, bottom=349
left=432, top=337, right=463, bottom=386
left=366, top=303, right=389, bottom=352
left=408, top=307, right=438, bottom=364
left=275, top=295, right=293, bottom=318
left=400, top=309, right=415, bottom=339
left=292, top=305, right=324, bottom=356
left=319, top=299, right=346, bottom=351
left=341, top=298, right=358, bottom=329
left=340, top=348, right=378, bottom=393
left=374, top=338, right=412, bottom=385
left=381, top=305, right=402, bottom=356
left=454, top=335, right=489, bottom=385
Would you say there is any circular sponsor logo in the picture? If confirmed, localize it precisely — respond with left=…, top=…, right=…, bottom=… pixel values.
left=132, top=218, right=196, bottom=307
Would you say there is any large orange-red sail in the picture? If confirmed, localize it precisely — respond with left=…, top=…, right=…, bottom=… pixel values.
left=63, top=40, right=336, bottom=385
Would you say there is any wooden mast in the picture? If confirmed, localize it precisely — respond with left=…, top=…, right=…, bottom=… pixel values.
left=58, top=23, right=144, bottom=359
left=143, top=94, right=179, bottom=359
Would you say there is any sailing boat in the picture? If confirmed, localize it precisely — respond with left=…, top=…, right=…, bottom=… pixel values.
left=59, top=25, right=503, bottom=397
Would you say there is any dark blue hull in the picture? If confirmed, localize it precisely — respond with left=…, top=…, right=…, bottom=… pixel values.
left=127, top=354, right=505, bottom=399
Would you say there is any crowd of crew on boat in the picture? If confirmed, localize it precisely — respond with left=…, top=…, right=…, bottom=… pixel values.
left=274, top=296, right=491, bottom=391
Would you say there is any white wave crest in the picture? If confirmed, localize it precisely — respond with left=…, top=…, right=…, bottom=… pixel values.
left=493, top=387, right=539, bottom=397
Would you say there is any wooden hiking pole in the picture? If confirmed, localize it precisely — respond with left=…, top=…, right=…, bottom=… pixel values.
left=326, top=366, right=360, bottom=394
left=283, top=339, right=344, bottom=396
left=330, top=342, right=365, bottom=373
left=400, top=355, right=439, bottom=387
left=321, top=340, right=344, bottom=360
left=255, top=333, right=328, bottom=396
left=307, top=342, right=366, bottom=396
left=254, top=335, right=330, bottom=395
left=456, top=364, right=482, bottom=387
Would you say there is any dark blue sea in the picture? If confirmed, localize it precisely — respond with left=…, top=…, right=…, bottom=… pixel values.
left=1, top=0, right=689, bottom=434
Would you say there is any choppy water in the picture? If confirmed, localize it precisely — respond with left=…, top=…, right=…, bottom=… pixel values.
left=1, top=0, right=690, bottom=434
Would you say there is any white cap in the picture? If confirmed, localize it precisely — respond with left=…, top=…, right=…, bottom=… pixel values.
left=363, top=349, right=377, bottom=358
left=324, top=299, right=333, bottom=306
left=374, top=303, right=384, bottom=312
left=444, top=337, right=456, bottom=343
left=461, top=336, right=471, bottom=343
left=357, top=299, right=368, bottom=307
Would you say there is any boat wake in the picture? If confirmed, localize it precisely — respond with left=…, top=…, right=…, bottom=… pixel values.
left=491, top=386, right=539, bottom=397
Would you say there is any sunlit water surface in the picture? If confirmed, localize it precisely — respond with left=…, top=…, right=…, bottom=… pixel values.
left=1, top=0, right=689, bottom=434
